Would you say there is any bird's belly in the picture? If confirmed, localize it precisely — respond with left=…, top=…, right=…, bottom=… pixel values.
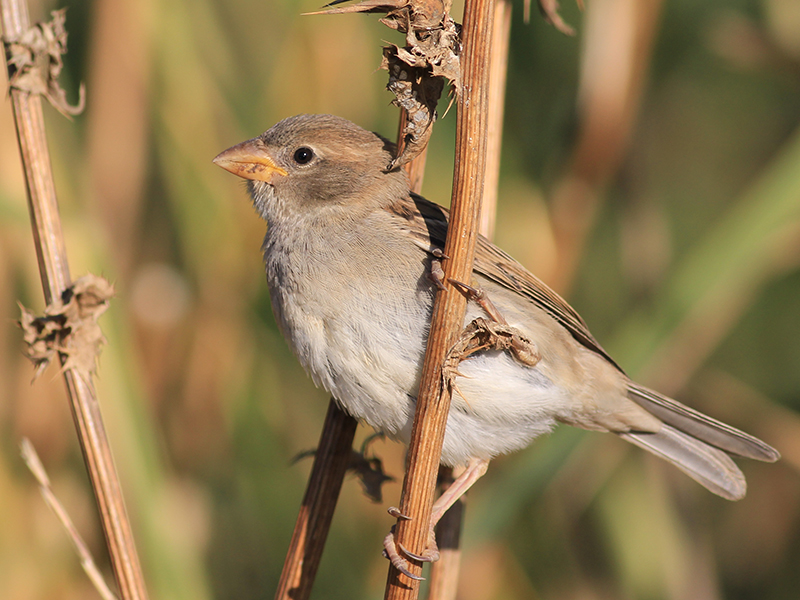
left=270, top=270, right=566, bottom=466
left=271, top=272, right=430, bottom=437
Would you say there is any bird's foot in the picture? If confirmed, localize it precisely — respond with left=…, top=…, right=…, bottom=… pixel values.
left=446, top=317, right=541, bottom=374
left=382, top=512, right=440, bottom=581
left=382, top=459, right=488, bottom=580
left=448, top=279, right=540, bottom=367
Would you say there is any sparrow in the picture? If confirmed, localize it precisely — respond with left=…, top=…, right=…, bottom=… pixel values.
left=214, top=113, right=779, bottom=576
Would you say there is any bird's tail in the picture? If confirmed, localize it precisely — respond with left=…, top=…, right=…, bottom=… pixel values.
left=620, top=383, right=780, bottom=500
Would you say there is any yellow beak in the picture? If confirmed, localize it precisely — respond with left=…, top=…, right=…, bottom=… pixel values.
left=213, top=139, right=288, bottom=182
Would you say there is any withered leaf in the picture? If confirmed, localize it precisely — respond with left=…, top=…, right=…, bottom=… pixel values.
left=3, top=8, right=86, bottom=117
left=346, top=449, right=394, bottom=503
left=19, top=275, right=114, bottom=382
left=308, top=0, right=459, bottom=169
left=383, top=47, right=445, bottom=170
left=383, top=5, right=460, bottom=168
left=292, top=437, right=394, bottom=503
left=305, top=0, right=409, bottom=16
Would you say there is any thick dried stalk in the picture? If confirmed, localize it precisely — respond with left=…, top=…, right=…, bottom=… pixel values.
left=426, top=4, right=511, bottom=598
left=273, top=401, right=358, bottom=600
left=1, top=1, right=148, bottom=599
left=383, top=0, right=496, bottom=596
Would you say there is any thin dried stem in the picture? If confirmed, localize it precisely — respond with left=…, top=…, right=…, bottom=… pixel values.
left=383, top=0, right=496, bottom=597
left=425, top=6, right=510, bottom=597
left=21, top=439, right=118, bottom=600
left=1, top=1, right=148, bottom=599
left=479, top=0, right=512, bottom=241
left=273, top=401, right=358, bottom=600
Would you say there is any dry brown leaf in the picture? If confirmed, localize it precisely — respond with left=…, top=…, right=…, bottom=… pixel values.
left=19, top=275, right=115, bottom=381
left=346, top=448, right=394, bottom=503
left=383, top=3, right=460, bottom=169
left=309, top=0, right=460, bottom=169
left=383, top=46, right=447, bottom=170
left=3, top=8, right=86, bottom=117
left=305, top=0, right=410, bottom=16
left=292, top=438, right=395, bottom=503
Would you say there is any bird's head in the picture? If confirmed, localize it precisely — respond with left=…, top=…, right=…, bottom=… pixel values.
left=214, top=114, right=408, bottom=224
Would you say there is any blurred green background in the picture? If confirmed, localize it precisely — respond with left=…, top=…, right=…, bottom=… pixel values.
left=1, top=0, right=799, bottom=598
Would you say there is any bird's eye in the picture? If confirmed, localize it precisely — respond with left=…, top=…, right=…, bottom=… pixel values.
left=293, top=147, right=314, bottom=165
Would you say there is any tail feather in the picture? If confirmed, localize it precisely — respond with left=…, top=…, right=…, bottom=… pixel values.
left=628, top=383, right=780, bottom=462
left=620, top=425, right=747, bottom=500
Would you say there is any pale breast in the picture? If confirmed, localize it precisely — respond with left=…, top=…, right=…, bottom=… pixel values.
left=263, top=215, right=436, bottom=436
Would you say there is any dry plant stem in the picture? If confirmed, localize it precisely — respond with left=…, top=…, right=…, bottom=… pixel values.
left=1, top=1, right=148, bottom=599
left=426, top=467, right=464, bottom=600
left=21, top=438, right=118, bottom=600
left=427, top=6, right=509, bottom=598
left=384, top=0, right=495, bottom=596
left=479, top=0, right=512, bottom=241
left=274, top=401, right=358, bottom=600
left=402, top=91, right=457, bottom=600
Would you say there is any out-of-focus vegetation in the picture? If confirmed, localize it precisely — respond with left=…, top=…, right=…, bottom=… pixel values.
left=1, top=0, right=799, bottom=598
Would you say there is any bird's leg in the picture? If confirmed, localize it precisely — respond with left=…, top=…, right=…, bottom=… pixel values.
left=449, top=278, right=507, bottom=324
left=449, top=280, right=541, bottom=368
left=430, top=457, right=489, bottom=525
left=383, top=458, right=489, bottom=580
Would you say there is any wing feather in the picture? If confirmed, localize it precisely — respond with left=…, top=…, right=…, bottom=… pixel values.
left=390, top=193, right=623, bottom=371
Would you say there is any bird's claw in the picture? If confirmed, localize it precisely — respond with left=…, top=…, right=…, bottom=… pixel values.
left=382, top=524, right=440, bottom=581
left=429, top=260, right=446, bottom=290
left=387, top=506, right=411, bottom=520
left=447, top=280, right=541, bottom=368
left=383, top=530, right=425, bottom=581
left=397, top=540, right=440, bottom=563
left=381, top=459, right=489, bottom=581
left=446, top=318, right=541, bottom=374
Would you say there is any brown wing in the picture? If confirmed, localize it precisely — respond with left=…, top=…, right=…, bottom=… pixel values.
left=389, top=193, right=625, bottom=373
